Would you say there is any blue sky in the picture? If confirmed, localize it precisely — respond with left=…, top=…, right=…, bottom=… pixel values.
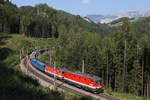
left=10, top=0, right=150, bottom=15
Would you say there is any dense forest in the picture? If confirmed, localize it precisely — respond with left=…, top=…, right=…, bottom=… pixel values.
left=1, top=0, right=150, bottom=99
left=0, top=0, right=110, bottom=37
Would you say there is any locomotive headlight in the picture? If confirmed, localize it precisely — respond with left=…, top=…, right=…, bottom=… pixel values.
left=97, top=86, right=101, bottom=89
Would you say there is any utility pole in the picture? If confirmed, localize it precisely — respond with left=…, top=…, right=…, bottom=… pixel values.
left=37, top=48, right=39, bottom=60
left=53, top=62, right=56, bottom=90
left=27, top=55, right=29, bottom=74
left=22, top=47, right=24, bottom=56
left=20, top=50, right=22, bottom=61
left=26, top=49, right=29, bottom=74
left=49, top=55, right=52, bottom=65
left=82, top=60, right=84, bottom=73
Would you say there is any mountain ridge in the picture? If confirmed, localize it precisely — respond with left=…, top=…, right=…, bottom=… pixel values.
left=81, top=11, right=150, bottom=24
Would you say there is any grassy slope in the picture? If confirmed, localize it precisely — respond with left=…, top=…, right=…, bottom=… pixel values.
left=0, top=33, right=88, bottom=100
left=104, top=87, right=150, bottom=100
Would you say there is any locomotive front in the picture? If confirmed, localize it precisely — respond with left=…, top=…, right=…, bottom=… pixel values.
left=95, top=79, right=104, bottom=93
left=90, top=78, right=104, bottom=93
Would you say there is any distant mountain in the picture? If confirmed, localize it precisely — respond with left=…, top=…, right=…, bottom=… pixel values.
left=82, top=11, right=150, bottom=24
left=82, top=16, right=93, bottom=23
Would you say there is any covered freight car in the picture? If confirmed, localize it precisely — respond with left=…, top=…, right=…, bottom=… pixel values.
left=32, top=58, right=45, bottom=72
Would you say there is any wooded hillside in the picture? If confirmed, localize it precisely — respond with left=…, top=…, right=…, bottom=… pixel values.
left=1, top=0, right=150, bottom=99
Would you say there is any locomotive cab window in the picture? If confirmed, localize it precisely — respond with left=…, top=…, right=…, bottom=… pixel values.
left=94, top=80, right=100, bottom=84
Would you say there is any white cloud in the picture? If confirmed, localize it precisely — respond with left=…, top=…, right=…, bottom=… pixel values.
left=82, top=0, right=90, bottom=4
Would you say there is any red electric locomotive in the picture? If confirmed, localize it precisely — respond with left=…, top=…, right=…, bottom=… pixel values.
left=62, top=69, right=103, bottom=93
left=44, top=64, right=103, bottom=93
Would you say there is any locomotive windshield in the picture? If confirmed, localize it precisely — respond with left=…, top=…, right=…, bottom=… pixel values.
left=94, top=80, right=101, bottom=84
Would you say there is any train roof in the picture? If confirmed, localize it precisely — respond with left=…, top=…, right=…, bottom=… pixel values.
left=62, top=68, right=102, bottom=81
left=32, top=58, right=46, bottom=66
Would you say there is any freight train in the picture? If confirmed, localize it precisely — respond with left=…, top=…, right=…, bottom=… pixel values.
left=31, top=58, right=104, bottom=93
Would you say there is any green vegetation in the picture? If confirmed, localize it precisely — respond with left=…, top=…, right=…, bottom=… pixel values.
left=1, top=0, right=150, bottom=100
left=39, top=18, right=150, bottom=99
left=0, top=33, right=89, bottom=100
left=110, top=17, right=138, bottom=26
left=0, top=0, right=111, bottom=38
left=104, top=87, right=150, bottom=100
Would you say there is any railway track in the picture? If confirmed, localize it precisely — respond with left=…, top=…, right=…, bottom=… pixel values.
left=20, top=51, right=121, bottom=100
left=22, top=57, right=90, bottom=97
left=99, top=94, right=121, bottom=100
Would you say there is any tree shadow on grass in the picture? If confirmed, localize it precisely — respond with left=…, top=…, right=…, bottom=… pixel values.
left=0, top=63, right=64, bottom=100
left=0, top=35, right=12, bottom=40
left=0, top=48, right=40, bottom=100
left=0, top=64, right=45, bottom=100
left=0, top=47, right=65, bottom=100
left=0, top=35, right=12, bottom=46
left=0, top=48, right=13, bottom=60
